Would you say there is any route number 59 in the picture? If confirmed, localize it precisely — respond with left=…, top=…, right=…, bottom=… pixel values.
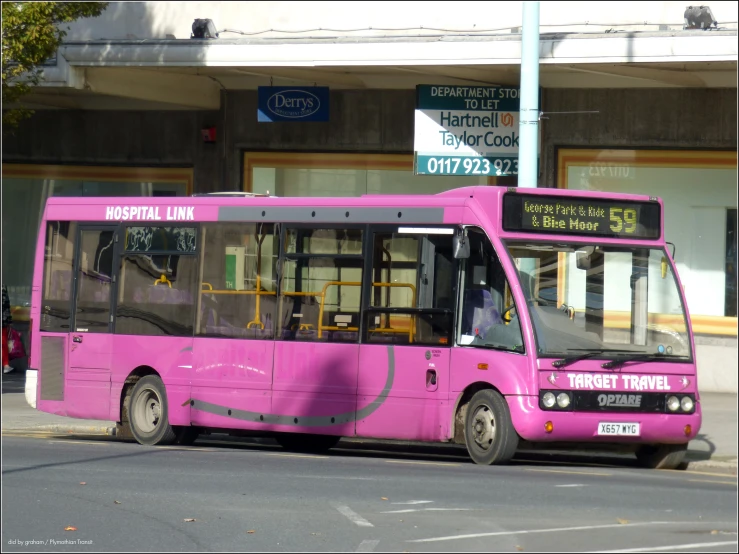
left=609, top=208, right=637, bottom=233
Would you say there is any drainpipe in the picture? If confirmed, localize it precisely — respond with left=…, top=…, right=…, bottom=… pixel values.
left=517, top=1, right=540, bottom=189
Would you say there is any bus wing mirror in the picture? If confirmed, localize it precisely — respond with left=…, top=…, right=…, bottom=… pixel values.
left=576, top=246, right=595, bottom=270
left=453, top=229, right=470, bottom=259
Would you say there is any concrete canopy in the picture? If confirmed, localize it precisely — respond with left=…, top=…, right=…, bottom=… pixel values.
left=12, top=31, right=739, bottom=110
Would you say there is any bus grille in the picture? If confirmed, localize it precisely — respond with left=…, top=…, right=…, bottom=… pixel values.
left=40, top=336, right=65, bottom=401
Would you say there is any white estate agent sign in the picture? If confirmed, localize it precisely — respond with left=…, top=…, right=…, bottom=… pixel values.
left=414, top=85, right=539, bottom=177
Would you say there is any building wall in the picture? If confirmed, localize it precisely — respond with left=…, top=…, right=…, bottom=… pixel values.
left=223, top=90, right=416, bottom=188
left=4, top=87, right=736, bottom=192
left=1, top=109, right=223, bottom=192
left=540, top=88, right=738, bottom=188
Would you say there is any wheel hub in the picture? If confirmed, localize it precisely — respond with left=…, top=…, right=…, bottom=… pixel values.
left=471, top=405, right=495, bottom=450
left=133, top=387, right=162, bottom=433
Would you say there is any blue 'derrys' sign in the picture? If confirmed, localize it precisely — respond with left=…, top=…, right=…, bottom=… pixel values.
left=257, top=87, right=330, bottom=122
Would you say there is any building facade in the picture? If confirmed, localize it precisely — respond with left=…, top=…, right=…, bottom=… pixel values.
left=2, top=1, right=737, bottom=390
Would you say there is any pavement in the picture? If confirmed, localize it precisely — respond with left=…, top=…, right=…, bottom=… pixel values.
left=2, top=367, right=736, bottom=474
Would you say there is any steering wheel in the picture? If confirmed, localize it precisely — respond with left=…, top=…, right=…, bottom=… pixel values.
left=501, top=304, right=516, bottom=323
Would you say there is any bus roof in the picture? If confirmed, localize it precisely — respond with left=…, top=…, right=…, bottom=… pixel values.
left=42, top=186, right=664, bottom=244
left=44, top=186, right=659, bottom=208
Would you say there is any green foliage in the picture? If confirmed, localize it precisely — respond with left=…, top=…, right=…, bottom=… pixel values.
left=2, top=2, right=108, bottom=127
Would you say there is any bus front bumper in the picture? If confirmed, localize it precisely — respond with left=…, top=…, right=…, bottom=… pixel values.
left=507, top=394, right=701, bottom=444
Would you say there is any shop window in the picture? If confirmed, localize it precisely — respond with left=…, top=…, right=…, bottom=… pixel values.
left=40, top=222, right=77, bottom=332
left=115, top=226, right=198, bottom=337
left=1, top=164, right=191, bottom=324
left=243, top=152, right=492, bottom=198
left=279, top=227, right=364, bottom=342
left=727, top=209, right=737, bottom=318
left=558, top=149, right=737, bottom=335
left=364, top=229, right=455, bottom=346
left=198, top=223, right=278, bottom=339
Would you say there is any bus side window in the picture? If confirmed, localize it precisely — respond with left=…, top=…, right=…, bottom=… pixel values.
left=40, top=221, right=77, bottom=332
left=364, top=230, right=455, bottom=346
left=459, top=230, right=524, bottom=352
left=278, top=227, right=364, bottom=343
left=115, top=226, right=198, bottom=337
left=197, top=223, right=278, bottom=339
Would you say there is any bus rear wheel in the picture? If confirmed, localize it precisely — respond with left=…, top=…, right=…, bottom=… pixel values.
left=128, top=376, right=176, bottom=446
left=635, top=443, right=687, bottom=470
left=276, top=433, right=341, bottom=454
left=464, top=389, right=519, bottom=465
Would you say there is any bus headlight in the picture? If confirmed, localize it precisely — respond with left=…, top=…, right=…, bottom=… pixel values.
left=542, top=392, right=556, bottom=408
left=680, top=396, right=694, bottom=412
left=556, top=392, right=571, bottom=408
left=666, top=396, right=680, bottom=412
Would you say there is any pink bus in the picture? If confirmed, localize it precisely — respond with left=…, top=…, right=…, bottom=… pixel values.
left=27, top=186, right=700, bottom=469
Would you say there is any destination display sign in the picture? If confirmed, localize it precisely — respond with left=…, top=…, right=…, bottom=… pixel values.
left=502, top=194, right=661, bottom=239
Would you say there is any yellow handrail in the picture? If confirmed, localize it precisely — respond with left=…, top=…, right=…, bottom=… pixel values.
left=201, top=279, right=417, bottom=340
left=154, top=274, right=172, bottom=288
left=248, top=232, right=269, bottom=329
left=200, top=287, right=276, bottom=330
left=201, top=290, right=276, bottom=295
left=246, top=274, right=264, bottom=329
left=285, top=281, right=416, bottom=341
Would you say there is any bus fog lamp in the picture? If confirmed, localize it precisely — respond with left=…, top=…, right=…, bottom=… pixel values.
left=680, top=396, right=694, bottom=412
left=667, top=396, right=680, bottom=412
left=544, top=421, right=554, bottom=433
left=542, top=392, right=556, bottom=408
left=556, top=392, right=570, bottom=408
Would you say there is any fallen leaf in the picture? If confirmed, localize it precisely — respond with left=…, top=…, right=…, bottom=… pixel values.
left=183, top=518, right=196, bottom=522
left=617, top=518, right=629, bottom=525
left=79, top=482, right=86, bottom=485
left=515, top=546, right=524, bottom=552
left=399, top=519, right=403, bottom=522
left=711, top=530, right=719, bottom=534
left=114, top=500, right=121, bottom=505
left=64, top=527, right=77, bottom=532
left=247, top=530, right=256, bottom=534
left=381, top=497, right=388, bottom=500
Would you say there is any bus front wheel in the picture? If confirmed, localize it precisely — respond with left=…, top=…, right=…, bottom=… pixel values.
left=635, top=443, right=687, bottom=470
left=128, top=376, right=177, bottom=446
left=464, top=389, right=519, bottom=465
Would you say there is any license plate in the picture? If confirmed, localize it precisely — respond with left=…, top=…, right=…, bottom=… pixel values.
left=597, top=422, right=640, bottom=436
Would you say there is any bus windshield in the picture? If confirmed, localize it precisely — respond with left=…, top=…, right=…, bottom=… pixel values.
left=505, top=242, right=691, bottom=360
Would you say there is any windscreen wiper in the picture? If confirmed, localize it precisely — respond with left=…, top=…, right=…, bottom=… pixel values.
left=474, top=341, right=525, bottom=354
left=551, top=349, right=636, bottom=368
left=600, top=353, right=682, bottom=369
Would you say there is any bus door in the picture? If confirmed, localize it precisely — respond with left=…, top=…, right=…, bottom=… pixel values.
left=37, top=221, right=77, bottom=416
left=271, top=226, right=364, bottom=437
left=357, top=227, right=455, bottom=442
left=66, top=225, right=118, bottom=420
left=449, top=228, right=527, bottom=427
